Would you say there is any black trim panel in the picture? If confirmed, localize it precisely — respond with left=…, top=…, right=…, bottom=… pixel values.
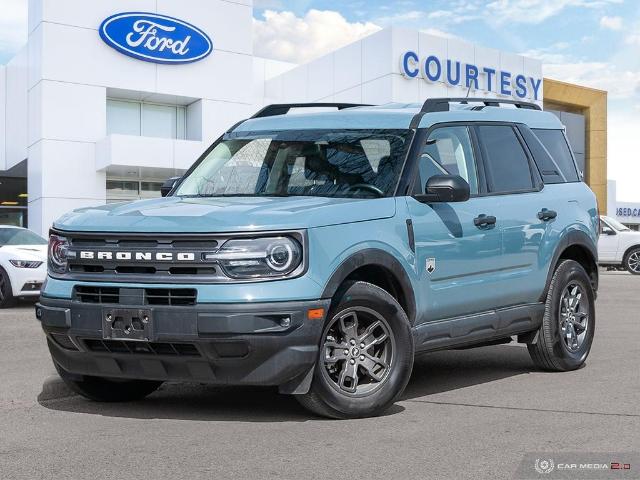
left=413, top=303, right=544, bottom=352
left=541, top=229, right=599, bottom=301
left=320, top=248, right=417, bottom=324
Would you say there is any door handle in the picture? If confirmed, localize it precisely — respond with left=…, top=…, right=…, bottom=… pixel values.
left=538, top=208, right=557, bottom=221
left=474, top=214, right=497, bottom=228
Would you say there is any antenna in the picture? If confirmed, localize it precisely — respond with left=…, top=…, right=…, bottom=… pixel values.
left=465, top=83, right=472, bottom=99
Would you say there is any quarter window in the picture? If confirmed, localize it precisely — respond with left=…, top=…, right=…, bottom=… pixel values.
left=415, top=126, right=479, bottom=195
left=532, top=129, right=580, bottom=182
left=477, top=125, right=534, bottom=193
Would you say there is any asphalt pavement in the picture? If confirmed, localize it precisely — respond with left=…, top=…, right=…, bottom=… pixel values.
left=0, top=271, right=638, bottom=479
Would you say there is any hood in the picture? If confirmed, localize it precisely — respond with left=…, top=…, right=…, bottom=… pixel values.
left=619, top=229, right=640, bottom=238
left=0, top=244, right=47, bottom=261
left=53, top=196, right=397, bottom=233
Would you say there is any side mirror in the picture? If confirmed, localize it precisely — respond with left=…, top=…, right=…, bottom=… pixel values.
left=602, top=226, right=615, bottom=236
left=160, top=176, right=180, bottom=197
left=414, top=175, right=470, bottom=203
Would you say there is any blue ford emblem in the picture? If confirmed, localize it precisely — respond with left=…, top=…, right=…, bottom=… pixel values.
left=99, top=12, right=213, bottom=64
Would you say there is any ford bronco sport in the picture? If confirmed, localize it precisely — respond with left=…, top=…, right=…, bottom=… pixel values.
left=37, top=98, right=599, bottom=419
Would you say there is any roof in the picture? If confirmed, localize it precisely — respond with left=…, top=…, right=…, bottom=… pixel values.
left=231, top=102, right=564, bottom=133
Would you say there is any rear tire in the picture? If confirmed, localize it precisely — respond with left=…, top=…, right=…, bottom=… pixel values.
left=297, top=281, right=414, bottom=419
left=527, top=260, right=595, bottom=371
left=55, top=363, right=162, bottom=402
left=623, top=247, right=640, bottom=275
left=0, top=267, right=16, bottom=308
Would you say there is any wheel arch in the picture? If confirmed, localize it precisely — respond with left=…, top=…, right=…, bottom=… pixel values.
left=541, top=230, right=598, bottom=302
left=321, top=248, right=417, bottom=325
left=621, top=243, right=640, bottom=265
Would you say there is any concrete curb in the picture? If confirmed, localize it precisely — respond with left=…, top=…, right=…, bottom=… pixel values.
left=38, top=375, right=76, bottom=402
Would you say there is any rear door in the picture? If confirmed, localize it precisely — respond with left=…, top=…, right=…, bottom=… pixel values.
left=406, top=124, right=504, bottom=321
left=474, top=124, right=549, bottom=306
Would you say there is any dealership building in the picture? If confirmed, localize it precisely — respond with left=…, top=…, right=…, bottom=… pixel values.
left=0, top=0, right=608, bottom=235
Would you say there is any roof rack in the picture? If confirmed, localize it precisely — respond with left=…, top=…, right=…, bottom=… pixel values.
left=421, top=97, right=541, bottom=113
left=250, top=103, right=371, bottom=119
left=409, top=97, right=541, bottom=128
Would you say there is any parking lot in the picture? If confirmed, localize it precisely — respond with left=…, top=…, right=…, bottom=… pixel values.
left=0, top=271, right=638, bottom=480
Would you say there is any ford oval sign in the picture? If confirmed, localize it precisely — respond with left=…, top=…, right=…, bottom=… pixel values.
left=99, top=12, right=213, bottom=64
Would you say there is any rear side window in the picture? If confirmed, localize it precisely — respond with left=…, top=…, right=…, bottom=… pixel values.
left=532, top=129, right=580, bottom=183
left=477, top=125, right=534, bottom=193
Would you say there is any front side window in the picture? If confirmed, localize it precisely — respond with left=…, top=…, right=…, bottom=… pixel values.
left=175, top=129, right=412, bottom=198
left=414, top=126, right=479, bottom=195
left=478, top=125, right=534, bottom=193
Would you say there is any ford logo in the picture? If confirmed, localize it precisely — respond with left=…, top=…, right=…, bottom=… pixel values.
left=99, top=12, right=213, bottom=64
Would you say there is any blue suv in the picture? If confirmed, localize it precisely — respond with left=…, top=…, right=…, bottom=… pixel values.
left=37, top=98, right=599, bottom=419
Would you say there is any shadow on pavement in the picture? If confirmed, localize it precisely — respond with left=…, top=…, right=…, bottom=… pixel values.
left=38, top=344, right=535, bottom=421
left=402, top=344, right=535, bottom=400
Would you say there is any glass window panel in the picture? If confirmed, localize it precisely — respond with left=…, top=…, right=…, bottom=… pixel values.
left=478, top=126, right=534, bottom=193
left=142, top=104, right=177, bottom=139
left=177, top=106, right=186, bottom=140
left=106, top=100, right=141, bottom=136
left=416, top=126, right=479, bottom=195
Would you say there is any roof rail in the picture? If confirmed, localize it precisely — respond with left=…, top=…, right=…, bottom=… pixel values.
left=422, top=97, right=541, bottom=113
left=409, top=97, right=541, bottom=128
left=250, top=103, right=371, bottom=119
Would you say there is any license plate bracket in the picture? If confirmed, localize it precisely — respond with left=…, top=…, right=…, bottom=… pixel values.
left=103, top=308, right=153, bottom=341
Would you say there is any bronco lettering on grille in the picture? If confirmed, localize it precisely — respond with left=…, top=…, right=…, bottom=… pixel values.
left=79, top=251, right=196, bottom=261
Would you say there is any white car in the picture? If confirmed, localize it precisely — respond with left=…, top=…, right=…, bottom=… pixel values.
left=0, top=226, right=48, bottom=307
left=598, top=216, right=640, bottom=274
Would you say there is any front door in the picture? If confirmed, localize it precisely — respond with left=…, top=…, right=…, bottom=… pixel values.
left=407, top=125, right=503, bottom=322
left=598, top=218, right=619, bottom=262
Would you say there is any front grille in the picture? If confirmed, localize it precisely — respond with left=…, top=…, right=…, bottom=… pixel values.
left=74, top=286, right=197, bottom=306
left=83, top=339, right=200, bottom=357
left=145, top=288, right=197, bottom=306
left=64, top=234, right=221, bottom=282
left=75, top=286, right=119, bottom=303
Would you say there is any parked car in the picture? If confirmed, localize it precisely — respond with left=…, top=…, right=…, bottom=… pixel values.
left=0, top=226, right=48, bottom=307
left=598, top=215, right=640, bottom=274
left=36, top=98, right=599, bottom=419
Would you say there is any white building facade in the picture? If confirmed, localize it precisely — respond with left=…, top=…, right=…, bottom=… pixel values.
left=0, top=0, right=543, bottom=235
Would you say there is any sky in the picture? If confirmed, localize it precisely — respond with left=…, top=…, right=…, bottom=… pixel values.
left=1, top=0, right=639, bottom=201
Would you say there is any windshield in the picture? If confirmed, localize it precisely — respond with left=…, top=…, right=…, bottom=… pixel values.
left=0, top=228, right=47, bottom=246
left=602, top=216, right=630, bottom=231
left=175, top=129, right=412, bottom=198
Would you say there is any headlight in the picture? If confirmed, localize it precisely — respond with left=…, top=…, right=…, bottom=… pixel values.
left=208, top=236, right=303, bottom=279
left=9, top=260, right=43, bottom=268
left=48, top=234, right=70, bottom=274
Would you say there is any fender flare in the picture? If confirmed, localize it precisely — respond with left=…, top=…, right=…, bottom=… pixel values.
left=321, top=248, right=417, bottom=324
left=540, top=229, right=598, bottom=302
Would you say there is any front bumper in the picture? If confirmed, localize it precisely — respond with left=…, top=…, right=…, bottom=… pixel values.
left=37, top=297, right=330, bottom=393
left=8, top=263, right=46, bottom=297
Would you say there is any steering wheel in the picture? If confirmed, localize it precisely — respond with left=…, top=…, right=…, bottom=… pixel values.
left=346, top=183, right=385, bottom=197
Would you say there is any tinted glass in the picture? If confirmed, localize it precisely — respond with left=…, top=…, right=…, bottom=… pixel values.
left=0, top=228, right=47, bottom=246
left=533, top=129, right=580, bottom=182
left=416, top=126, right=478, bottom=194
left=176, top=130, right=412, bottom=198
left=478, top=126, right=534, bottom=193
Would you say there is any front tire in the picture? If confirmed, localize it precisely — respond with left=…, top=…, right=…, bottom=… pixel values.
left=55, top=363, right=162, bottom=402
left=0, top=267, right=16, bottom=308
left=297, top=281, right=414, bottom=419
left=527, top=260, right=595, bottom=371
left=623, top=247, right=640, bottom=275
